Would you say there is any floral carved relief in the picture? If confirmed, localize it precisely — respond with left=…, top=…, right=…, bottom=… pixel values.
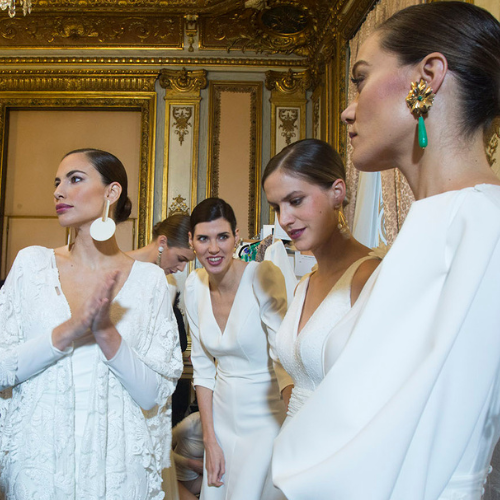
left=172, top=106, right=192, bottom=146
left=278, top=108, right=298, bottom=145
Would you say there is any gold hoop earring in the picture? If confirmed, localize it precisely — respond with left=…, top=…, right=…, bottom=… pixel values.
left=406, top=78, right=435, bottom=149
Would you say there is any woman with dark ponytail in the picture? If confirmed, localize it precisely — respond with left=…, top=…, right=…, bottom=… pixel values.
left=270, top=3, right=500, bottom=499
left=0, top=148, right=183, bottom=498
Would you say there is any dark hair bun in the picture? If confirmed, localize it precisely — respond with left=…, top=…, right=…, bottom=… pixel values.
left=115, top=196, right=132, bottom=223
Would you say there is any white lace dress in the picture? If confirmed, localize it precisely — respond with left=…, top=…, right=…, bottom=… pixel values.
left=0, top=246, right=183, bottom=500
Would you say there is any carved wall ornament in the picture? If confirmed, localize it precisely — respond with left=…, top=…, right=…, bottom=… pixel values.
left=278, top=108, right=298, bottom=145
left=0, top=14, right=184, bottom=48
left=172, top=106, right=193, bottom=145
left=184, top=14, right=198, bottom=52
left=265, top=68, right=310, bottom=94
left=200, top=2, right=316, bottom=56
left=159, top=68, right=208, bottom=94
left=313, top=99, right=320, bottom=138
left=168, top=195, right=190, bottom=216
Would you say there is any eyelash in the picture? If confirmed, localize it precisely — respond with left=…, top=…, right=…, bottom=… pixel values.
left=70, top=175, right=82, bottom=183
left=290, top=198, right=303, bottom=206
left=351, top=77, right=364, bottom=89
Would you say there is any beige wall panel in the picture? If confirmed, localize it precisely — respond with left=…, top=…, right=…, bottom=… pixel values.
left=218, top=92, right=251, bottom=239
left=6, top=110, right=141, bottom=219
left=5, top=218, right=66, bottom=273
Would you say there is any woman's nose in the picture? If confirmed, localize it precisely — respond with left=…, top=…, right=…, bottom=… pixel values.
left=341, top=101, right=356, bottom=124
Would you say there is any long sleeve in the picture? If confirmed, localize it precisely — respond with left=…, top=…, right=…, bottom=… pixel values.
left=0, top=251, right=71, bottom=391
left=104, top=338, right=158, bottom=410
left=273, top=186, right=500, bottom=500
left=253, top=260, right=293, bottom=392
left=185, top=270, right=217, bottom=391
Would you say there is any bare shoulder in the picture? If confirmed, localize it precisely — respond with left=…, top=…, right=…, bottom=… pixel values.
left=350, top=258, right=381, bottom=306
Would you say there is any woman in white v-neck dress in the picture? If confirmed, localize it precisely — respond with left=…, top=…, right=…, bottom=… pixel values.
left=0, top=149, right=182, bottom=499
left=185, top=198, right=292, bottom=500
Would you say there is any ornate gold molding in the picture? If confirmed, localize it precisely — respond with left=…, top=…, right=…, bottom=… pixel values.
left=278, top=108, right=299, bottom=145
left=0, top=70, right=158, bottom=92
left=265, top=68, right=310, bottom=94
left=0, top=14, right=184, bottom=48
left=0, top=56, right=306, bottom=69
left=0, top=93, right=156, bottom=248
left=32, top=0, right=246, bottom=14
left=159, top=68, right=208, bottom=94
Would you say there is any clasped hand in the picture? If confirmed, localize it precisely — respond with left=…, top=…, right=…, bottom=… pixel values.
left=52, top=271, right=119, bottom=352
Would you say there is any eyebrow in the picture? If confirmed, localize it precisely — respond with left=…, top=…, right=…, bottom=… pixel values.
left=351, top=60, right=369, bottom=77
left=54, top=169, right=87, bottom=182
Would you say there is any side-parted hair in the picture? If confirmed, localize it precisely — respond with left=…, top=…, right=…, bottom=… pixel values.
left=190, top=198, right=237, bottom=236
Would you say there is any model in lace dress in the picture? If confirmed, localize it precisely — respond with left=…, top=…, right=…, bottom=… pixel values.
left=185, top=198, right=292, bottom=500
left=269, top=4, right=500, bottom=500
left=0, top=149, right=183, bottom=500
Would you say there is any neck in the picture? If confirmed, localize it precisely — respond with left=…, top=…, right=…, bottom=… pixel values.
left=311, top=230, right=368, bottom=277
left=207, top=258, right=242, bottom=294
left=68, top=227, right=123, bottom=269
left=127, top=241, right=157, bottom=264
left=399, top=125, right=499, bottom=200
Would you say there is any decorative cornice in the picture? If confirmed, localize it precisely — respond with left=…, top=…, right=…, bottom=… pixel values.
left=0, top=56, right=308, bottom=69
left=159, top=67, right=208, bottom=93
left=265, top=68, right=310, bottom=94
left=0, top=69, right=158, bottom=91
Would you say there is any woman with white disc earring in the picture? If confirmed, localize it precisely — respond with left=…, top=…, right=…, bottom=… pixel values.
left=0, top=148, right=183, bottom=499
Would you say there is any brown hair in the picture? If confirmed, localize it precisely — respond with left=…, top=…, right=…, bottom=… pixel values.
left=152, top=214, right=191, bottom=248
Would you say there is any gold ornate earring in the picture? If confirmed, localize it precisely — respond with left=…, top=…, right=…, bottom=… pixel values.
left=337, top=208, right=350, bottom=239
left=406, top=78, right=435, bottom=149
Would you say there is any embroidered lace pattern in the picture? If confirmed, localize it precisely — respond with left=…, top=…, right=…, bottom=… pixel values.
left=0, top=246, right=183, bottom=499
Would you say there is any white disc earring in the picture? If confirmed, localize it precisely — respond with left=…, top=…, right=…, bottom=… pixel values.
left=90, top=199, right=116, bottom=241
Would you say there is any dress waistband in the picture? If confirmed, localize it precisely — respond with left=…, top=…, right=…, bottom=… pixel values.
left=287, top=387, right=313, bottom=417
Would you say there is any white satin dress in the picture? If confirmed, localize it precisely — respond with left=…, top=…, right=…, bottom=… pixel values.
left=185, top=260, right=292, bottom=500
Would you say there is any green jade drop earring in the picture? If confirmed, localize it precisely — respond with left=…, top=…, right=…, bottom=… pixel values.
left=406, top=78, right=435, bottom=149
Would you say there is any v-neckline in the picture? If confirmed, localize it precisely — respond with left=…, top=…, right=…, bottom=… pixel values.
left=205, top=261, right=254, bottom=336
left=51, top=249, right=138, bottom=316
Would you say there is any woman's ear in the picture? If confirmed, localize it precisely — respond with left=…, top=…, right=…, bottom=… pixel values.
left=157, top=235, right=168, bottom=249
left=106, top=182, right=122, bottom=205
left=234, top=228, right=240, bottom=244
left=330, top=179, right=347, bottom=208
left=188, top=231, right=193, bottom=248
left=418, top=52, right=448, bottom=94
